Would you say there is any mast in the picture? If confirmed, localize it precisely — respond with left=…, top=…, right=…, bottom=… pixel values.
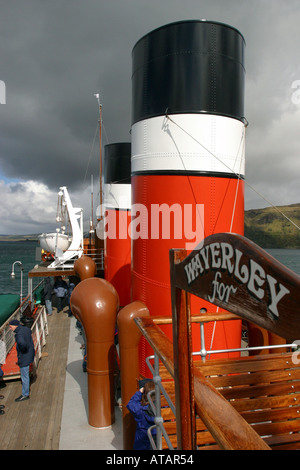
left=94, top=93, right=103, bottom=221
left=91, top=174, right=94, bottom=227
left=90, top=174, right=94, bottom=232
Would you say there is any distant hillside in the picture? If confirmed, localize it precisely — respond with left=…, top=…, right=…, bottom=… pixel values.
left=0, top=234, right=39, bottom=242
left=245, top=203, right=300, bottom=248
left=1, top=204, right=300, bottom=248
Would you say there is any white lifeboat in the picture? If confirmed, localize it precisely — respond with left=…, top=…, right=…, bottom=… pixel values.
left=38, top=186, right=83, bottom=268
left=38, top=232, right=71, bottom=254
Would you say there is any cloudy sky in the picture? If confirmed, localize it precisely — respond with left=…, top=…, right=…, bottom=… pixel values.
left=1, top=0, right=300, bottom=235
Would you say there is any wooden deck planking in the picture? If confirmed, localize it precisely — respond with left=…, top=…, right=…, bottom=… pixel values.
left=0, top=310, right=71, bottom=450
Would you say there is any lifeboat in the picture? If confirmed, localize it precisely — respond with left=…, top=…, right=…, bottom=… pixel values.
left=38, top=232, right=71, bottom=255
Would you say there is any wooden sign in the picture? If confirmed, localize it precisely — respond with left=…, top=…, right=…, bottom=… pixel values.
left=170, top=233, right=300, bottom=342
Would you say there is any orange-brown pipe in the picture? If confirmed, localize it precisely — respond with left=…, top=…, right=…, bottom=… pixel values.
left=117, top=301, right=150, bottom=449
left=70, top=277, right=119, bottom=428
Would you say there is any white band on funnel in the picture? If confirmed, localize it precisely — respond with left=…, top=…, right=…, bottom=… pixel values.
left=131, top=114, right=245, bottom=177
left=104, top=183, right=131, bottom=210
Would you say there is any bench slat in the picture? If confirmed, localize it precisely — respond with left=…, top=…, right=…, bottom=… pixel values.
left=208, top=368, right=300, bottom=388
left=198, top=353, right=296, bottom=376
left=158, top=351, right=300, bottom=450
left=219, top=380, right=300, bottom=400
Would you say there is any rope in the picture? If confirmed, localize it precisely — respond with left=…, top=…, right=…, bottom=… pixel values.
left=165, top=112, right=300, bottom=355
left=166, top=114, right=300, bottom=232
left=242, top=184, right=300, bottom=231
left=82, top=115, right=111, bottom=226
left=83, top=123, right=98, bottom=186
left=165, top=114, right=245, bottom=353
left=229, top=126, right=245, bottom=232
left=166, top=114, right=244, bottom=180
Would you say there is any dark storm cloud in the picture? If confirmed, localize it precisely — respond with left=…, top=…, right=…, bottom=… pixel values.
left=0, top=1, right=122, bottom=189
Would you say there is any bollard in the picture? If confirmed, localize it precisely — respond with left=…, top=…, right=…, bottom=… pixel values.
left=117, top=301, right=150, bottom=449
left=70, top=277, right=119, bottom=427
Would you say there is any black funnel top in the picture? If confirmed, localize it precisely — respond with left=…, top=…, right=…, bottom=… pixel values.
left=132, top=20, right=245, bottom=124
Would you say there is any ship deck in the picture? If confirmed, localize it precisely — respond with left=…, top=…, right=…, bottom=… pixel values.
left=0, top=309, right=122, bottom=450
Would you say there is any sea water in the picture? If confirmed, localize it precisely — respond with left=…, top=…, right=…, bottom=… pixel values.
left=0, top=240, right=40, bottom=295
left=266, top=248, right=300, bottom=276
left=0, top=241, right=300, bottom=295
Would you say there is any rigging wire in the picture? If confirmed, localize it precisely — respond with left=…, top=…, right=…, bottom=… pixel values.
left=82, top=111, right=110, bottom=227
left=229, top=126, right=245, bottom=233
left=83, top=123, right=99, bottom=187
left=166, top=114, right=300, bottom=232
left=165, top=112, right=300, bottom=358
left=164, top=113, right=245, bottom=357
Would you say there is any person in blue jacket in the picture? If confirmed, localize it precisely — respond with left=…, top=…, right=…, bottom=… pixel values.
left=9, top=319, right=35, bottom=402
left=126, top=379, right=156, bottom=450
left=53, top=276, right=68, bottom=312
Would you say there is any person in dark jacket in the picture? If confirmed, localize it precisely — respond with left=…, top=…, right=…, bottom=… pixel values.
left=67, top=278, right=76, bottom=317
left=9, top=319, right=35, bottom=402
left=126, top=379, right=156, bottom=450
left=0, top=367, right=4, bottom=414
left=43, top=277, right=53, bottom=315
left=53, top=276, right=68, bottom=312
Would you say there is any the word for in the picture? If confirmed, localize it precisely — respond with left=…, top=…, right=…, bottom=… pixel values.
left=208, top=271, right=237, bottom=304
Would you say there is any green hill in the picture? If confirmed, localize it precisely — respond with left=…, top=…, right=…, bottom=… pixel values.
left=245, top=203, right=300, bottom=248
left=0, top=234, right=39, bottom=242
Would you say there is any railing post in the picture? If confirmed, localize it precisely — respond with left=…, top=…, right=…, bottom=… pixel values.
left=170, top=249, right=196, bottom=450
left=200, top=322, right=207, bottom=362
left=153, top=352, right=162, bottom=449
left=35, top=321, right=41, bottom=359
left=28, top=277, right=32, bottom=303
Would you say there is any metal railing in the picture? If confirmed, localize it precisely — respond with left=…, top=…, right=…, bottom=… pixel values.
left=0, top=281, right=48, bottom=370
left=195, top=319, right=298, bottom=362
left=84, top=247, right=104, bottom=272
left=30, top=305, right=48, bottom=369
left=139, top=315, right=298, bottom=450
left=146, top=353, right=175, bottom=450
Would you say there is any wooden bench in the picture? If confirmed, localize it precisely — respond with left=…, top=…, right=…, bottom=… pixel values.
left=135, top=233, right=300, bottom=450
left=155, top=351, right=300, bottom=450
left=136, top=316, right=269, bottom=450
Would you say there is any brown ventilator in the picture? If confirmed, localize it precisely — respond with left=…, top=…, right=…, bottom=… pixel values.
left=70, top=274, right=119, bottom=428
left=117, top=301, right=150, bottom=449
left=74, top=254, right=97, bottom=280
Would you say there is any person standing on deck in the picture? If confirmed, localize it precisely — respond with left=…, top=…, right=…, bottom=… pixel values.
left=43, top=277, right=53, bottom=316
left=53, top=276, right=68, bottom=313
left=67, top=277, right=76, bottom=317
left=9, top=320, right=35, bottom=402
left=0, top=341, right=5, bottom=413
left=0, top=368, right=5, bottom=414
left=0, top=338, right=6, bottom=385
